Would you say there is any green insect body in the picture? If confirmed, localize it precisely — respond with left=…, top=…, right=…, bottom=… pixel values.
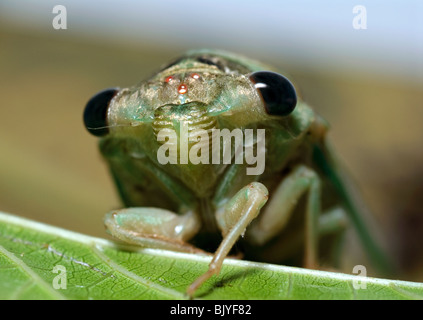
left=83, top=49, right=390, bottom=297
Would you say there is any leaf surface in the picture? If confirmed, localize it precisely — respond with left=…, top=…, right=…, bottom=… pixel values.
left=0, top=211, right=421, bottom=300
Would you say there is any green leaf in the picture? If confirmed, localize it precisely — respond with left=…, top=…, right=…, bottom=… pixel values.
left=0, top=211, right=422, bottom=300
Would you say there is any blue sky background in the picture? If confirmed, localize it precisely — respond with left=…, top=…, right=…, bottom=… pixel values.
left=1, top=0, right=422, bottom=83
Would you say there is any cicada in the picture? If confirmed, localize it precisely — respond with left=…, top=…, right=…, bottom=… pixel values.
left=83, top=49, right=390, bottom=297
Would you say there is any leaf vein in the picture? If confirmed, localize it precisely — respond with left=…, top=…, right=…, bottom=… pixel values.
left=91, top=244, right=186, bottom=300
left=0, top=244, right=66, bottom=300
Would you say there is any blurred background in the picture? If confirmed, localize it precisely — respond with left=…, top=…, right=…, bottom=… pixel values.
left=0, top=1, right=422, bottom=281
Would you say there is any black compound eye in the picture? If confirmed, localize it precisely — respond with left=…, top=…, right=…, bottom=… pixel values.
left=249, top=71, right=297, bottom=116
left=83, top=88, right=119, bottom=137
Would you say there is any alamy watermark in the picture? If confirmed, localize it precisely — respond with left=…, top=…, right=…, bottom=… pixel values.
left=352, top=265, right=367, bottom=290
left=156, top=121, right=266, bottom=175
left=352, top=5, right=367, bottom=30
left=52, top=5, right=67, bottom=30
left=52, top=265, right=67, bottom=289
left=51, top=5, right=367, bottom=31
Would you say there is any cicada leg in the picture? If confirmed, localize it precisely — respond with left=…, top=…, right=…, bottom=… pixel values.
left=186, top=182, right=269, bottom=298
left=247, top=165, right=348, bottom=268
left=104, top=208, right=204, bottom=253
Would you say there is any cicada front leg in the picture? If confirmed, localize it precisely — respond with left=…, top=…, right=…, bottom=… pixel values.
left=104, top=208, right=204, bottom=254
left=187, top=182, right=269, bottom=298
